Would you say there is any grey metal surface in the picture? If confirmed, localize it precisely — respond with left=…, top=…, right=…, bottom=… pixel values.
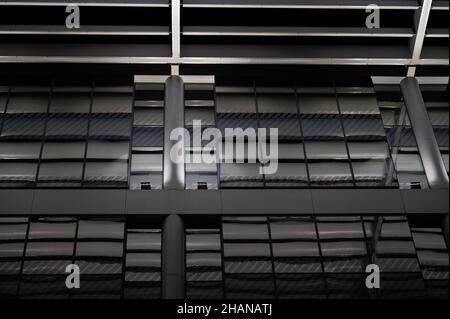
left=163, top=75, right=185, bottom=190
left=400, top=77, right=449, bottom=189
left=1, top=189, right=448, bottom=216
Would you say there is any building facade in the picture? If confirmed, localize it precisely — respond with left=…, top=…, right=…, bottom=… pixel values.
left=0, top=0, right=448, bottom=300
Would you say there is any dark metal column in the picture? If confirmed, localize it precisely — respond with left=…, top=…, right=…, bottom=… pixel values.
left=164, top=75, right=185, bottom=190
left=162, top=214, right=186, bottom=299
left=162, top=75, right=185, bottom=299
left=400, top=77, right=449, bottom=189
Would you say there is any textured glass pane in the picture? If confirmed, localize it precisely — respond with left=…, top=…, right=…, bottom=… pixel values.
left=257, top=94, right=297, bottom=114
left=87, top=141, right=129, bottom=160
left=0, top=142, right=41, bottom=160
left=92, top=93, right=132, bottom=113
left=299, top=94, right=338, bottom=114
left=0, top=162, right=37, bottom=182
left=134, top=108, right=163, bottom=126
left=38, top=162, right=83, bottom=182
left=41, top=142, right=85, bottom=159
left=216, top=93, right=256, bottom=114
left=338, top=95, right=379, bottom=115
left=50, top=93, right=90, bottom=113
left=7, top=93, right=48, bottom=114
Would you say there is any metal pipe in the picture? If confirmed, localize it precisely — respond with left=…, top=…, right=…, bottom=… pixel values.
left=400, top=77, right=449, bottom=189
left=163, top=75, right=185, bottom=190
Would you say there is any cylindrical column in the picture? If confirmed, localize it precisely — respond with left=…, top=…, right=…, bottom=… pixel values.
left=162, top=215, right=185, bottom=299
left=162, top=75, right=185, bottom=299
left=164, top=75, right=185, bottom=190
left=400, top=77, right=449, bottom=189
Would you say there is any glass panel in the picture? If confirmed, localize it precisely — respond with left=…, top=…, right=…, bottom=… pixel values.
left=348, top=141, right=395, bottom=187
left=186, top=229, right=223, bottom=299
left=305, top=141, right=352, bottom=187
left=7, top=93, right=49, bottom=114
left=338, top=95, right=379, bottom=115
left=87, top=141, right=129, bottom=160
left=0, top=218, right=27, bottom=298
left=92, top=93, right=132, bottom=114
left=50, top=93, right=90, bottom=114
left=0, top=142, right=41, bottom=160
left=1, top=117, right=46, bottom=139
left=45, top=116, right=88, bottom=139
left=134, top=108, right=163, bottom=126
left=366, top=216, right=426, bottom=298
left=298, top=94, right=338, bottom=115
left=74, top=218, right=124, bottom=298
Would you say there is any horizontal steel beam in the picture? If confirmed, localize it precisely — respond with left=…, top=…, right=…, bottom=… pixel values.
left=0, top=25, right=170, bottom=36
left=183, top=26, right=415, bottom=38
left=1, top=56, right=449, bottom=66
left=135, top=75, right=215, bottom=83
left=0, top=0, right=169, bottom=7
left=1, top=55, right=449, bottom=66
left=372, top=76, right=449, bottom=85
left=0, top=189, right=448, bottom=216
left=182, top=0, right=420, bottom=10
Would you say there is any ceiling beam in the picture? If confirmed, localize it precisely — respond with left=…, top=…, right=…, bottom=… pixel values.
left=1, top=55, right=448, bottom=66
left=171, top=0, right=181, bottom=59
left=411, top=0, right=433, bottom=63
left=372, top=76, right=449, bottom=85
left=0, top=1, right=169, bottom=7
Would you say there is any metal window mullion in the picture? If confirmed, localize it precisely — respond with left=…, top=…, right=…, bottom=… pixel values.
left=34, top=79, right=54, bottom=186
left=120, top=217, right=128, bottom=299
left=212, top=82, right=221, bottom=190
left=312, top=216, right=330, bottom=299
left=334, top=83, right=357, bottom=188
left=219, top=217, right=227, bottom=299
left=406, top=216, right=428, bottom=287
left=81, top=80, right=95, bottom=187
left=15, top=217, right=31, bottom=298
left=68, top=217, right=80, bottom=299
left=0, top=80, right=12, bottom=138
left=294, top=80, right=312, bottom=187
left=254, top=81, right=266, bottom=188
left=266, top=217, right=279, bottom=299
left=359, top=215, right=379, bottom=299
left=126, top=84, right=137, bottom=189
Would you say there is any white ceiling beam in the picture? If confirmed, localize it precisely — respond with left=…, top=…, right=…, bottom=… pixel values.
left=135, top=75, right=215, bottom=83
left=372, top=76, right=449, bottom=85
left=171, top=0, right=181, bottom=59
left=0, top=1, right=169, bottom=7
left=411, top=0, right=433, bottom=62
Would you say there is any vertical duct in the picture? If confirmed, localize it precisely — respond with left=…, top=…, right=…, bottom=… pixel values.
left=164, top=75, right=185, bottom=189
left=162, top=75, right=185, bottom=299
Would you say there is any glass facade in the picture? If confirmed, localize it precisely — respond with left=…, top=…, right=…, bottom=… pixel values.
left=0, top=76, right=448, bottom=301
left=1, top=78, right=403, bottom=190
left=0, top=216, right=162, bottom=299
left=2, top=215, right=446, bottom=299
left=0, top=80, right=133, bottom=188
